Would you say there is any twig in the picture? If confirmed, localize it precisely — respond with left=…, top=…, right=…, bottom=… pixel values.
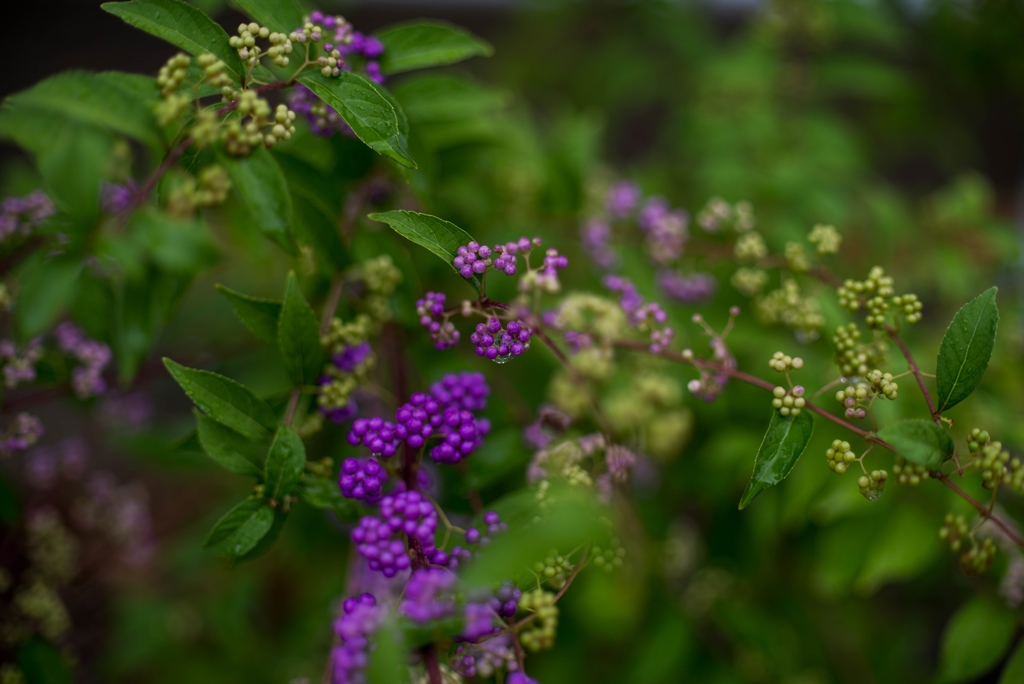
left=935, top=474, right=1024, bottom=547
left=320, top=274, right=346, bottom=335
left=283, top=388, right=301, bottom=427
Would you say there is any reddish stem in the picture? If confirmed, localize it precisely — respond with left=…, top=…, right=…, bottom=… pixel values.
left=886, top=325, right=941, bottom=425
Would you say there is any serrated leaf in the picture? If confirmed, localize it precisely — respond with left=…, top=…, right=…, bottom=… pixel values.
left=300, top=475, right=361, bottom=521
left=101, top=0, right=244, bottom=80
left=264, top=426, right=305, bottom=501
left=194, top=411, right=265, bottom=477
left=163, top=359, right=277, bottom=440
left=278, top=272, right=324, bottom=386
left=296, top=71, right=415, bottom=168
left=738, top=411, right=814, bottom=509
left=230, top=0, right=304, bottom=32
left=875, top=419, right=953, bottom=470
left=230, top=508, right=287, bottom=565
left=203, top=497, right=274, bottom=557
left=936, top=286, right=998, bottom=412
left=368, top=210, right=480, bottom=291
left=15, top=251, right=81, bottom=340
left=220, top=147, right=295, bottom=254
left=216, top=284, right=281, bottom=344
left=377, top=21, right=493, bottom=75
left=392, top=74, right=506, bottom=123
left=1, top=71, right=163, bottom=148
left=938, top=597, right=1016, bottom=683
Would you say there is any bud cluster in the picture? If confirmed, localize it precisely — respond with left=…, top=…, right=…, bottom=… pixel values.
left=532, top=551, right=576, bottom=588
left=892, top=456, right=931, bottom=485
left=768, top=351, right=803, bottom=373
left=967, top=428, right=1024, bottom=491
left=939, top=514, right=997, bottom=575
left=165, top=165, right=232, bottom=215
left=753, top=278, right=825, bottom=339
left=591, top=538, right=626, bottom=573
left=222, top=94, right=296, bottom=155
left=808, top=224, right=842, bottom=254
left=518, top=589, right=559, bottom=652
left=230, top=22, right=294, bottom=68
left=837, top=267, right=922, bottom=328
left=832, top=323, right=887, bottom=377
left=771, top=385, right=805, bottom=416
left=734, top=231, right=768, bottom=262
left=857, top=469, right=888, bottom=501
left=834, top=371, right=897, bottom=420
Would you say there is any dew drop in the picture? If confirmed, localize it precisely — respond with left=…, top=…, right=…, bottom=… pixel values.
left=491, top=354, right=512, bottom=365
left=864, top=490, right=883, bottom=502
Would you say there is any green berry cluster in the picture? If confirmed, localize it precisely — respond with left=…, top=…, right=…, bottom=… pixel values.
left=826, top=439, right=857, bottom=474
left=784, top=241, right=810, bottom=272
left=892, top=456, right=931, bottom=485
left=832, top=323, right=887, bottom=377
left=734, top=231, right=768, bottom=262
left=591, top=538, right=625, bottom=573
left=967, top=428, right=1024, bottom=491
left=229, top=23, right=294, bottom=68
left=771, top=385, right=806, bottom=416
left=939, top=514, right=997, bottom=575
left=196, top=53, right=233, bottom=89
left=837, top=267, right=922, bottom=328
left=768, top=351, right=804, bottom=373
left=808, top=224, right=841, bottom=254
left=156, top=53, right=192, bottom=97
left=753, top=278, right=825, bottom=339
left=223, top=94, right=296, bottom=155
left=518, top=589, right=559, bottom=651
left=731, top=267, right=768, bottom=296
left=696, top=197, right=754, bottom=232
left=865, top=369, right=898, bottom=399
left=533, top=551, right=576, bottom=588
left=166, top=165, right=232, bottom=216
left=857, top=469, right=888, bottom=501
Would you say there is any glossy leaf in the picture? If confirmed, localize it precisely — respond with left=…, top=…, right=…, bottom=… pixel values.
left=101, top=0, right=244, bottom=79
left=377, top=21, right=493, bottom=74
left=936, top=286, right=998, bottom=412
left=876, top=419, right=954, bottom=470
left=194, top=411, right=264, bottom=477
left=278, top=272, right=324, bottom=386
left=297, top=71, right=416, bottom=168
left=15, top=252, right=81, bottom=340
left=368, top=210, right=480, bottom=290
left=231, top=508, right=287, bottom=565
left=938, top=597, right=1016, bottom=683
left=738, top=411, right=814, bottom=509
left=216, top=284, right=281, bottom=345
left=231, top=0, right=304, bottom=32
left=264, top=426, right=305, bottom=501
left=163, top=359, right=277, bottom=440
left=300, top=475, right=361, bottom=521
left=220, top=147, right=296, bottom=254
left=0, top=71, right=163, bottom=148
left=203, top=497, right=275, bottom=557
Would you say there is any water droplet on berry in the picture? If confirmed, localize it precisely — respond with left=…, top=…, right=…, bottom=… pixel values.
left=491, top=354, right=511, bottom=365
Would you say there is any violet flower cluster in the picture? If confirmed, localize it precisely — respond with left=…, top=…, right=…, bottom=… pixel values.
left=54, top=322, right=111, bottom=399
left=0, top=191, right=54, bottom=241
left=603, top=276, right=674, bottom=353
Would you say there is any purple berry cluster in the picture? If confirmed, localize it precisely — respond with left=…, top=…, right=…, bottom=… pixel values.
left=430, top=372, right=489, bottom=412
left=580, top=218, right=617, bottom=271
left=429, top=407, right=487, bottom=464
left=351, top=490, right=438, bottom=577
left=54, top=322, right=111, bottom=399
left=333, top=342, right=372, bottom=372
left=606, top=180, right=641, bottom=219
left=307, top=10, right=386, bottom=84
left=400, top=568, right=456, bottom=622
left=658, top=270, right=717, bottom=304
left=289, top=85, right=350, bottom=137
left=0, top=191, right=54, bottom=240
left=416, top=292, right=460, bottom=350
left=347, top=417, right=402, bottom=457
left=453, top=237, right=543, bottom=280
left=331, top=592, right=382, bottom=684
left=395, top=392, right=442, bottom=449
left=101, top=180, right=137, bottom=214
left=0, top=339, right=42, bottom=389
left=471, top=318, right=532, bottom=361
left=0, top=412, right=44, bottom=457
left=453, top=634, right=517, bottom=678
left=339, top=457, right=387, bottom=501
left=490, top=580, right=521, bottom=620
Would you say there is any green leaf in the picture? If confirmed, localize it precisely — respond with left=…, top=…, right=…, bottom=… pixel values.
left=230, top=0, right=304, bottom=32
left=392, top=74, right=507, bottom=124
left=264, top=426, right=305, bottom=501
left=853, top=507, right=941, bottom=593
left=1, top=71, right=163, bottom=148
left=938, top=597, right=1017, bottom=683
left=368, top=210, right=480, bottom=291
left=936, top=286, right=999, bottom=412
left=367, top=616, right=411, bottom=684
left=194, top=411, right=265, bottom=477
left=272, top=151, right=349, bottom=270
left=297, top=71, right=416, bottom=168
left=999, top=640, right=1024, bottom=684
left=17, top=638, right=72, bottom=684
left=101, top=0, right=244, bottom=80
left=738, top=411, right=815, bottom=510
left=220, top=147, right=296, bottom=254
left=15, top=251, right=81, bottom=340
left=377, top=21, right=493, bottom=75
left=231, top=508, right=287, bottom=565
left=278, top=272, right=324, bottom=386
left=299, top=475, right=360, bottom=521
left=112, top=269, right=190, bottom=383
left=216, top=284, right=281, bottom=344
left=875, top=419, right=954, bottom=470
left=130, top=209, right=219, bottom=274
left=163, top=359, right=277, bottom=439
left=203, top=497, right=275, bottom=557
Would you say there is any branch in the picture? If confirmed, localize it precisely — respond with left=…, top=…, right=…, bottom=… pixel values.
left=885, top=325, right=941, bottom=425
